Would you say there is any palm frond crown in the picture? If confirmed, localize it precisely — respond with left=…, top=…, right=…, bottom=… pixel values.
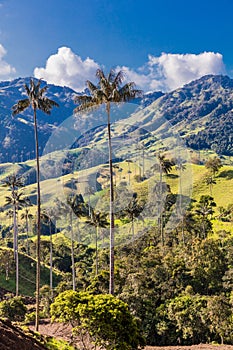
left=74, top=69, right=143, bottom=113
left=12, top=78, right=59, bottom=115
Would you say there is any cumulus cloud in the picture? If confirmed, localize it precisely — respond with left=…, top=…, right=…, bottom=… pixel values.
left=34, top=47, right=100, bottom=92
left=34, top=48, right=226, bottom=93
left=0, top=44, right=16, bottom=79
left=122, top=52, right=226, bottom=92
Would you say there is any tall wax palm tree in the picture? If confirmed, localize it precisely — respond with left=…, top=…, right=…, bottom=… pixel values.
left=4, top=188, right=28, bottom=296
left=56, top=194, right=88, bottom=291
left=41, top=207, right=60, bottom=298
left=74, top=69, right=142, bottom=294
left=2, top=175, right=24, bottom=258
left=20, top=200, right=33, bottom=255
left=86, top=209, right=109, bottom=275
left=12, top=78, right=59, bottom=331
left=152, top=153, right=174, bottom=245
left=205, top=176, right=216, bottom=196
left=175, top=158, right=186, bottom=243
left=118, top=193, right=143, bottom=238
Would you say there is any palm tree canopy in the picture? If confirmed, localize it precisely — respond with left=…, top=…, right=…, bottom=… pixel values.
left=12, top=78, right=59, bottom=115
left=4, top=191, right=29, bottom=208
left=2, top=174, right=24, bottom=189
left=152, top=154, right=175, bottom=175
left=74, top=69, right=143, bottom=113
left=86, top=209, right=109, bottom=228
left=21, top=210, right=33, bottom=220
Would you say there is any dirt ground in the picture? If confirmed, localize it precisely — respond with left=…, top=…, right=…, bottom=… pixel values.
left=32, top=322, right=233, bottom=350
left=145, top=347, right=233, bottom=350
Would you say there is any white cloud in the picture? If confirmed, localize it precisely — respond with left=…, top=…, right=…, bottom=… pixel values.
left=0, top=44, right=16, bottom=79
left=34, top=47, right=100, bottom=92
left=33, top=48, right=226, bottom=93
left=121, top=52, right=226, bottom=92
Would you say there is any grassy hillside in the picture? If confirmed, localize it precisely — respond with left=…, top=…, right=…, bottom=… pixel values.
left=0, top=247, right=62, bottom=296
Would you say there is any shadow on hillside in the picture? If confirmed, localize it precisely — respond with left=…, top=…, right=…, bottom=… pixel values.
left=218, top=170, right=233, bottom=180
left=166, top=173, right=179, bottom=179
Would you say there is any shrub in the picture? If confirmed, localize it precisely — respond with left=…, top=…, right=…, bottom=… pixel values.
left=0, top=296, right=27, bottom=321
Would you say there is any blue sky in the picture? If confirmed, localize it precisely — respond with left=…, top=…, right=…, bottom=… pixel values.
left=0, top=0, right=232, bottom=92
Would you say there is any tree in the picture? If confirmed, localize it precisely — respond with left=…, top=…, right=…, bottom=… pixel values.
left=0, top=296, right=27, bottom=322
left=74, top=69, right=142, bottom=294
left=195, top=195, right=216, bottom=238
left=85, top=209, right=109, bottom=275
left=56, top=194, right=88, bottom=290
left=205, top=176, right=216, bottom=196
left=2, top=175, right=24, bottom=255
left=117, top=192, right=144, bottom=238
left=20, top=200, right=33, bottom=255
left=205, top=157, right=222, bottom=177
left=175, top=158, right=186, bottom=242
left=2, top=175, right=28, bottom=296
left=152, top=153, right=175, bottom=245
left=125, top=159, right=133, bottom=185
left=206, top=295, right=233, bottom=344
left=50, top=290, right=145, bottom=350
left=41, top=207, right=60, bottom=297
left=166, top=294, right=209, bottom=344
left=12, top=78, right=59, bottom=331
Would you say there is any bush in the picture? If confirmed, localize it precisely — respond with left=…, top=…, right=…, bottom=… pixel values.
left=0, top=296, right=27, bottom=321
left=51, top=290, right=145, bottom=350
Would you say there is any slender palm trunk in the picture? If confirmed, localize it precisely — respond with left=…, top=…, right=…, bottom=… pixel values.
left=49, top=221, right=53, bottom=298
left=34, top=108, right=41, bottom=332
left=159, top=168, right=164, bottom=246
left=132, top=217, right=135, bottom=238
left=95, top=225, right=99, bottom=276
left=179, top=169, right=185, bottom=244
left=70, top=212, right=76, bottom=291
left=107, top=102, right=115, bottom=295
left=25, top=211, right=30, bottom=255
left=13, top=205, right=17, bottom=259
left=13, top=205, right=19, bottom=296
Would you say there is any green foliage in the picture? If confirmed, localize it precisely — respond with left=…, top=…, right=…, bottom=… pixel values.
left=0, top=296, right=27, bottom=321
left=50, top=290, right=145, bottom=350
left=45, top=337, right=75, bottom=350
left=166, top=294, right=209, bottom=344
left=50, top=290, right=89, bottom=325
left=205, top=157, right=222, bottom=176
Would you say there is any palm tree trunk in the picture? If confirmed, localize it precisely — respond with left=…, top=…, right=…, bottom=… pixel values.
left=13, top=205, right=19, bottom=296
left=132, top=218, right=134, bottom=238
left=34, top=108, right=41, bottom=332
left=179, top=170, right=185, bottom=244
left=70, top=212, right=76, bottom=291
left=25, top=211, right=30, bottom=255
left=159, top=168, right=164, bottom=246
left=95, top=225, right=99, bottom=276
left=13, top=203, right=19, bottom=296
left=106, top=102, right=115, bottom=295
left=49, top=221, right=53, bottom=298
left=13, top=205, right=17, bottom=260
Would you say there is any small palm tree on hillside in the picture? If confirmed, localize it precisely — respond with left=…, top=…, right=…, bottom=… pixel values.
left=12, top=78, right=59, bottom=331
left=3, top=175, right=29, bottom=296
left=152, top=153, right=174, bottom=245
left=2, top=175, right=25, bottom=255
left=86, top=209, right=109, bottom=276
left=20, top=200, right=33, bottom=256
left=74, top=69, right=142, bottom=294
left=118, top=192, right=144, bottom=238
left=41, top=207, right=60, bottom=297
left=55, top=194, right=88, bottom=291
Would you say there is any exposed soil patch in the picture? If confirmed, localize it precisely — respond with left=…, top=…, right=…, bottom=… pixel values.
left=0, top=319, right=47, bottom=350
left=145, top=346, right=233, bottom=350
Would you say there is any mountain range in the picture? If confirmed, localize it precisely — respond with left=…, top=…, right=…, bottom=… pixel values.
left=0, top=74, right=232, bottom=164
